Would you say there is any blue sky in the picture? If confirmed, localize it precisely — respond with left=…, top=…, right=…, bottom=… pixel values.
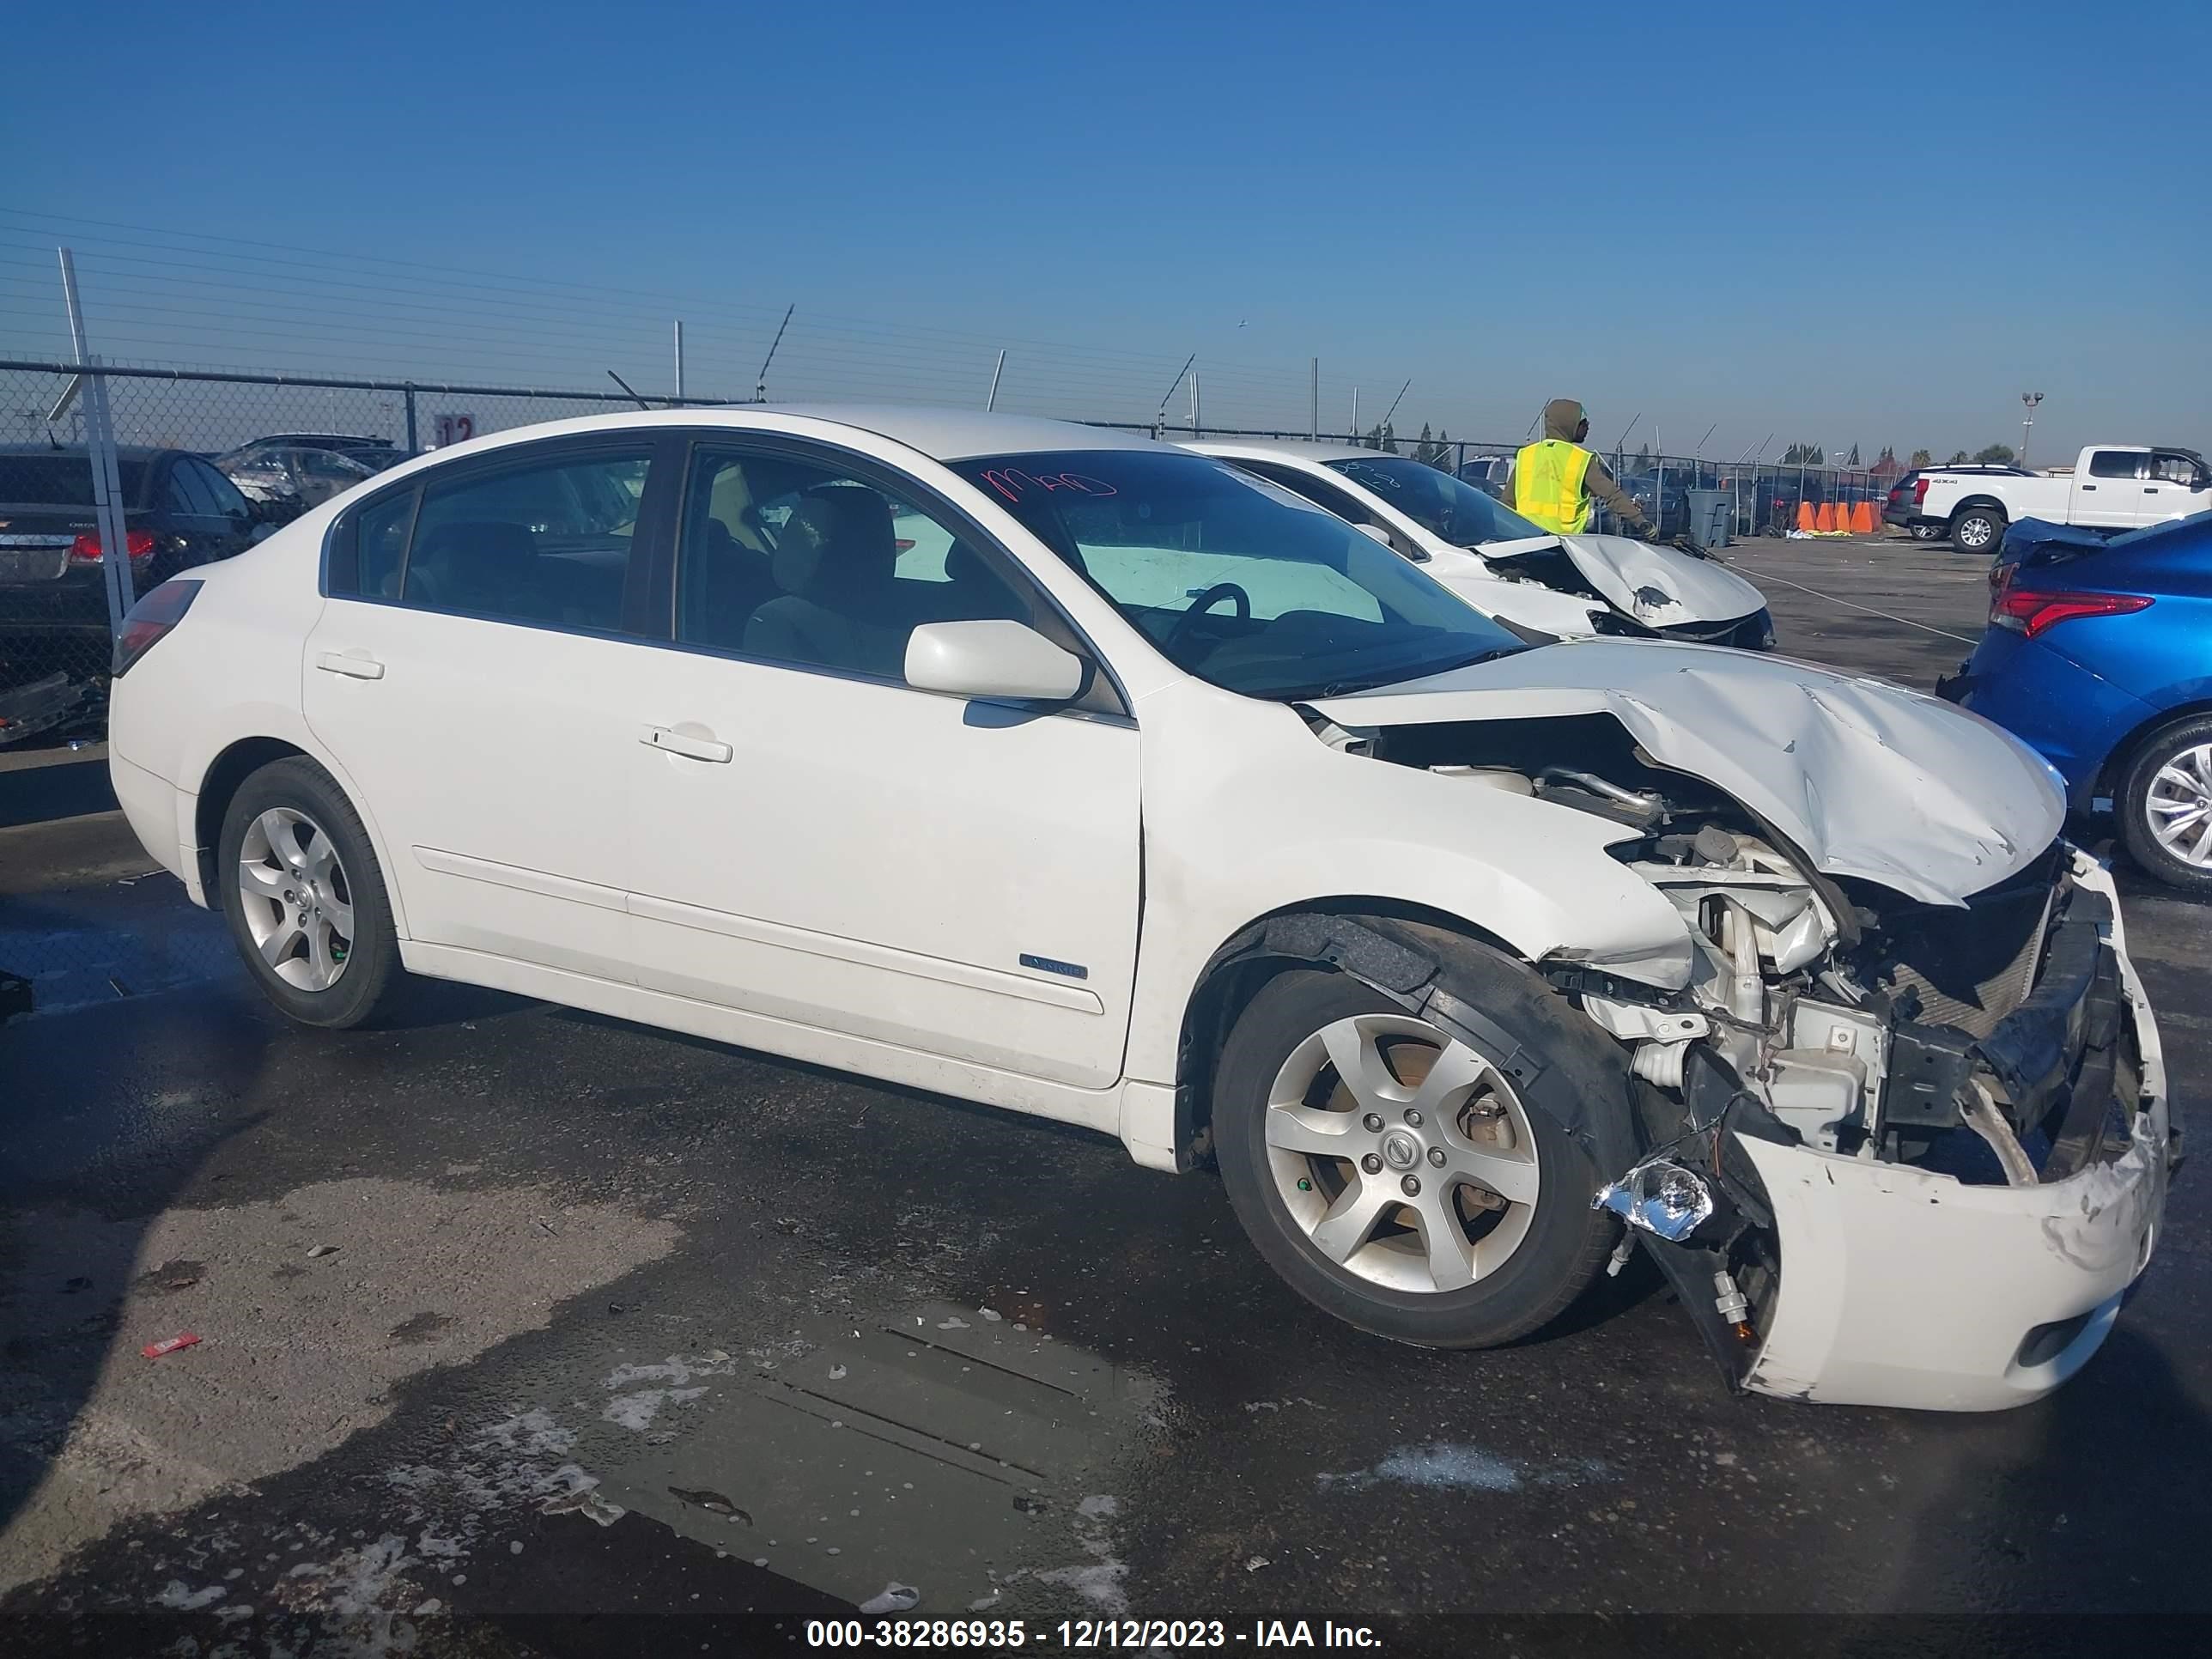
left=6, top=0, right=2208, bottom=459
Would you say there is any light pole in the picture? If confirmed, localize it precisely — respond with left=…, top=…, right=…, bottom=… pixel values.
left=2021, top=392, right=2043, bottom=468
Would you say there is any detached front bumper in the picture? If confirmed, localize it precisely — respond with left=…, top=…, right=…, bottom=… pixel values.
left=1739, top=854, right=2169, bottom=1411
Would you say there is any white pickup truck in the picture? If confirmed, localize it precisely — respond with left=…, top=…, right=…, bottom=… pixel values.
left=1920, top=444, right=2212, bottom=555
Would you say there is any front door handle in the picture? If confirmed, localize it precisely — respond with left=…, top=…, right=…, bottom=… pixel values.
left=641, top=724, right=732, bottom=763
left=316, top=649, right=385, bottom=680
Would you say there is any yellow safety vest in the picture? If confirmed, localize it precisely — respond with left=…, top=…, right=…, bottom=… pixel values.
left=1515, top=439, right=1594, bottom=534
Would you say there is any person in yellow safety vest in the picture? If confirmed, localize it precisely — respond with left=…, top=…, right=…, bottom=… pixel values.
left=1514, top=398, right=1650, bottom=537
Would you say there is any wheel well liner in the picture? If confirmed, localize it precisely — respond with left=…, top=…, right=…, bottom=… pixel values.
left=1949, top=495, right=2008, bottom=520
left=194, top=736, right=308, bottom=891
left=2099, top=699, right=2212, bottom=799
left=1172, top=902, right=1642, bottom=1181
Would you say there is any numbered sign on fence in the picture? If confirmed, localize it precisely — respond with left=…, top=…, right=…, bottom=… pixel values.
left=434, top=413, right=477, bottom=447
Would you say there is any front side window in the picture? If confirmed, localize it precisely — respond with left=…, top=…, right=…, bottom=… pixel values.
left=357, top=447, right=649, bottom=630
left=953, top=449, right=1525, bottom=700
left=676, top=449, right=1028, bottom=682
left=2088, top=450, right=2146, bottom=480
left=1329, top=454, right=1551, bottom=547
left=2152, top=450, right=2205, bottom=487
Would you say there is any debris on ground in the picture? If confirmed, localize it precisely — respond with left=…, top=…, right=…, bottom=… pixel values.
left=1246, top=1555, right=1269, bottom=1572
left=667, top=1486, right=751, bottom=1524
left=829, top=1364, right=848, bottom=1380
left=1013, top=1493, right=1049, bottom=1514
left=306, top=1243, right=339, bottom=1259
left=141, top=1333, right=201, bottom=1358
left=937, top=1316, right=970, bottom=1331
left=859, top=1583, right=921, bottom=1615
left=540, top=1488, right=627, bottom=1527
left=980, top=1308, right=1004, bottom=1322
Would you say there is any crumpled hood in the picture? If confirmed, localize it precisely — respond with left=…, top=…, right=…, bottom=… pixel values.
left=1308, top=639, right=2066, bottom=905
left=1557, top=532, right=1766, bottom=626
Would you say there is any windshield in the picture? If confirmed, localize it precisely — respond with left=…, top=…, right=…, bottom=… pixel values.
left=0, top=453, right=152, bottom=507
left=951, top=449, right=1526, bottom=699
left=1328, top=455, right=1550, bottom=547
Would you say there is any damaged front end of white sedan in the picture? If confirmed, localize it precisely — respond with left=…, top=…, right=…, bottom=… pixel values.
left=1304, top=642, right=2175, bottom=1412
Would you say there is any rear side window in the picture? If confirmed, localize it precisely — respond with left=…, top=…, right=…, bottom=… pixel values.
left=340, top=447, right=651, bottom=631
left=2088, top=450, right=2145, bottom=480
left=191, top=459, right=252, bottom=518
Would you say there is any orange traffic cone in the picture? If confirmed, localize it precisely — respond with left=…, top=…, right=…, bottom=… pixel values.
left=1814, top=501, right=1835, bottom=533
left=1851, top=499, right=1876, bottom=535
left=1796, top=501, right=1817, bottom=533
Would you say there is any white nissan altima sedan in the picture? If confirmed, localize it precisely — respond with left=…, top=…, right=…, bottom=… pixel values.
left=106, top=407, right=2169, bottom=1410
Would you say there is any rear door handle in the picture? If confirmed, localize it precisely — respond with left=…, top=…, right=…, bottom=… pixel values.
left=641, top=724, right=732, bottom=763
left=316, top=649, right=385, bottom=680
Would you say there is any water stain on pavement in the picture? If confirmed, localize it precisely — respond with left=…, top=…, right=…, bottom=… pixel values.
left=0, top=1176, right=678, bottom=1591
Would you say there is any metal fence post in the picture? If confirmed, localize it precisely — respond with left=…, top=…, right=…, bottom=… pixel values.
left=81, top=359, right=135, bottom=640
left=404, top=385, right=418, bottom=453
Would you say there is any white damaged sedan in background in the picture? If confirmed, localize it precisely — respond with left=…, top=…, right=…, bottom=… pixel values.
left=104, top=409, right=2169, bottom=1413
left=1188, top=438, right=1775, bottom=650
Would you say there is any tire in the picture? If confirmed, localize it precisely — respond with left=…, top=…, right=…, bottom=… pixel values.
left=2117, top=714, right=2212, bottom=895
left=1213, top=941, right=1620, bottom=1350
left=217, top=756, right=405, bottom=1028
left=1950, top=506, right=2005, bottom=556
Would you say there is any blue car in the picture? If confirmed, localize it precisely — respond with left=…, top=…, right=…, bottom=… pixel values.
left=1939, top=513, right=2212, bottom=892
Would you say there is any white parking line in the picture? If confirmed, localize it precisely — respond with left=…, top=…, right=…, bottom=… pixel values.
left=1724, top=562, right=1982, bottom=646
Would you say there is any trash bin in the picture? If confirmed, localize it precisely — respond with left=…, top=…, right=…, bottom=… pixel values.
left=1686, top=489, right=1731, bottom=550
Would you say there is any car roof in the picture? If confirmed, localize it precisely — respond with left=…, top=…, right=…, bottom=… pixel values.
left=0, top=443, right=175, bottom=461
left=1186, top=437, right=1395, bottom=465
left=402, top=405, right=1168, bottom=466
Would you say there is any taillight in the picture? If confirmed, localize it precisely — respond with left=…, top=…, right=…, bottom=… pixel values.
left=1912, top=477, right=1929, bottom=505
left=69, top=527, right=155, bottom=564
left=112, top=578, right=202, bottom=676
left=1990, top=586, right=2151, bottom=638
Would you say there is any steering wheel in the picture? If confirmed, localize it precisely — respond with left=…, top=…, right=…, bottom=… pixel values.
left=1162, top=581, right=1251, bottom=655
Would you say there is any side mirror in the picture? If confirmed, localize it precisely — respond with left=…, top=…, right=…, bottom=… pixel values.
left=904, top=619, right=1084, bottom=702
left=1355, top=522, right=1395, bottom=548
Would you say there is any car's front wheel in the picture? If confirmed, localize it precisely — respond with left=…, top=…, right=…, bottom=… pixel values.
left=2118, top=714, right=2212, bottom=895
left=1213, top=945, right=1618, bottom=1349
left=217, top=757, right=405, bottom=1027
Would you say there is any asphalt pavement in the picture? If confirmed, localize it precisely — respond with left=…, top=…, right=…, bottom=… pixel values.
left=2, top=533, right=2207, bottom=1656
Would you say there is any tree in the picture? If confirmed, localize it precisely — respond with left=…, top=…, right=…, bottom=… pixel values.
left=1434, top=428, right=1452, bottom=471
left=1782, top=442, right=1826, bottom=465
left=1362, top=421, right=1400, bottom=454
left=1973, top=443, right=2017, bottom=465
left=1945, top=450, right=1969, bottom=465
left=1909, top=448, right=1933, bottom=467
left=1846, top=443, right=1861, bottom=466
left=1636, top=441, right=1652, bottom=465
left=1413, top=422, right=1436, bottom=465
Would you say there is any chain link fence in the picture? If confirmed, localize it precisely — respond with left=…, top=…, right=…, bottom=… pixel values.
left=3, top=356, right=1912, bottom=754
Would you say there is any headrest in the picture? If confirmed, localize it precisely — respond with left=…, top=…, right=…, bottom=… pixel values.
left=413, top=519, right=538, bottom=572
left=773, top=489, right=896, bottom=599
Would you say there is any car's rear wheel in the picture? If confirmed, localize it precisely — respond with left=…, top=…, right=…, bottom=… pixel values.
left=1951, top=506, right=2005, bottom=555
left=2118, top=715, right=2212, bottom=895
left=1213, top=950, right=1617, bottom=1349
left=218, top=757, right=404, bottom=1027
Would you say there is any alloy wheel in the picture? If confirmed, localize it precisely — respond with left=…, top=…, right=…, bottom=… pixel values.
left=1264, top=1013, right=1540, bottom=1294
left=2147, top=743, right=2212, bottom=869
left=236, top=806, right=356, bottom=990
